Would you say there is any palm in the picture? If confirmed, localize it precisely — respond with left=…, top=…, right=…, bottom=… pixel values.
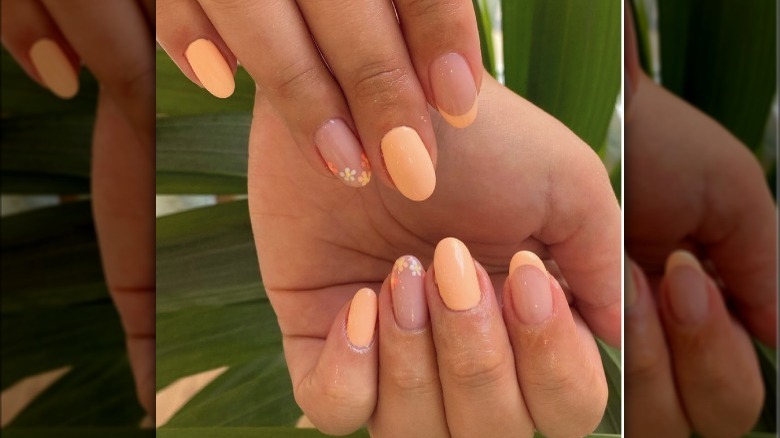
left=249, top=75, right=621, bottom=345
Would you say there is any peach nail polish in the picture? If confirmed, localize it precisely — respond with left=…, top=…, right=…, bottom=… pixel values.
left=346, top=288, right=378, bottom=348
left=185, top=39, right=235, bottom=99
left=380, top=126, right=436, bottom=201
left=315, top=119, right=371, bottom=187
left=390, top=255, right=427, bottom=330
left=430, top=53, right=478, bottom=128
left=509, top=250, right=553, bottom=324
left=433, top=238, right=480, bottom=311
left=29, top=39, right=78, bottom=99
left=665, top=250, right=709, bottom=326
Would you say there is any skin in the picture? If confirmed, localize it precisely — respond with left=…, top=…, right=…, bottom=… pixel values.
left=1, top=0, right=155, bottom=417
left=249, top=74, right=620, bottom=436
left=624, top=4, right=776, bottom=435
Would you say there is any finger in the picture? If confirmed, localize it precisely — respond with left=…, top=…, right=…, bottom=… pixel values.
left=296, top=0, right=438, bottom=201
left=196, top=0, right=373, bottom=190
left=284, top=288, right=378, bottom=436
left=393, top=0, right=481, bottom=128
left=91, top=91, right=155, bottom=416
left=545, top=146, right=623, bottom=347
left=427, top=238, right=534, bottom=438
left=369, top=256, right=448, bottom=438
left=660, top=251, right=764, bottom=438
left=503, top=251, right=608, bottom=438
left=624, top=259, right=689, bottom=437
left=138, top=0, right=154, bottom=27
left=42, top=0, right=154, bottom=146
left=156, top=0, right=236, bottom=98
left=697, top=149, right=777, bottom=347
left=1, top=0, right=80, bottom=98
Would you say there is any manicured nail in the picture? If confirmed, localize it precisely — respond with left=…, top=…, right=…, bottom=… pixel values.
left=665, top=250, right=709, bottom=326
left=185, top=39, right=235, bottom=99
left=625, top=258, right=638, bottom=308
left=315, top=119, right=371, bottom=187
left=390, top=255, right=428, bottom=330
left=29, top=39, right=78, bottom=99
left=509, top=251, right=553, bottom=324
left=433, top=238, right=480, bottom=311
left=430, top=53, right=478, bottom=128
left=380, top=126, right=436, bottom=201
left=346, top=288, right=378, bottom=348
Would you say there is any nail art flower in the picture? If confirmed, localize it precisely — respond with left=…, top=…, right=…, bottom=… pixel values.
left=394, top=257, right=409, bottom=273
left=340, top=167, right=356, bottom=182
left=358, top=170, right=371, bottom=186
left=408, top=258, right=423, bottom=276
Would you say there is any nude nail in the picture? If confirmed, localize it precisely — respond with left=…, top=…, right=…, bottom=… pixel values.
left=185, top=39, right=235, bottom=99
left=380, top=126, right=436, bottom=201
left=433, top=238, right=480, bottom=311
left=509, top=250, right=553, bottom=324
left=315, top=119, right=371, bottom=187
left=390, top=255, right=428, bottom=330
left=29, top=39, right=78, bottom=99
left=430, top=53, right=478, bottom=128
left=665, top=250, right=709, bottom=326
left=346, top=288, right=378, bottom=348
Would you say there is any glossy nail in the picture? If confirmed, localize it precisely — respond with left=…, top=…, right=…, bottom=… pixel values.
left=665, top=250, right=709, bottom=326
left=315, top=119, right=371, bottom=187
left=381, top=126, right=436, bottom=201
left=29, top=39, right=78, bottom=99
left=509, top=251, right=553, bottom=324
left=390, top=255, right=428, bottom=330
left=185, top=39, right=235, bottom=99
left=433, top=238, right=480, bottom=311
left=430, top=53, right=478, bottom=128
left=346, top=288, right=378, bottom=348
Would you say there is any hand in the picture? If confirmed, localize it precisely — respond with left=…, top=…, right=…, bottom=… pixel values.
left=623, top=8, right=776, bottom=436
left=248, top=74, right=621, bottom=435
left=1, top=0, right=155, bottom=417
left=157, top=0, right=483, bottom=201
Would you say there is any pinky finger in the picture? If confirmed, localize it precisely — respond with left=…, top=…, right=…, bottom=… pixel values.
left=1, top=0, right=80, bottom=98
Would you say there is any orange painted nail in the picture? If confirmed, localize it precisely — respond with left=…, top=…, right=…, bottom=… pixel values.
left=185, top=39, right=235, bottom=99
left=381, top=126, right=436, bottom=201
left=29, top=39, right=78, bottom=99
left=509, top=250, right=553, bottom=324
left=346, top=288, right=378, bottom=348
left=433, top=238, right=480, bottom=311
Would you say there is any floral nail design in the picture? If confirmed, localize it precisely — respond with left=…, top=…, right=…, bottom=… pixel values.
left=340, top=167, right=357, bottom=182
left=390, top=255, right=423, bottom=290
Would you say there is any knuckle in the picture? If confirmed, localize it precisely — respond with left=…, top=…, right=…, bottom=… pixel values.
left=626, top=346, right=670, bottom=383
left=403, top=0, right=468, bottom=23
left=447, top=349, right=511, bottom=389
left=535, top=371, right=608, bottom=438
left=386, top=365, right=439, bottom=396
left=265, top=60, right=322, bottom=100
left=110, top=63, right=155, bottom=101
left=350, top=58, right=414, bottom=109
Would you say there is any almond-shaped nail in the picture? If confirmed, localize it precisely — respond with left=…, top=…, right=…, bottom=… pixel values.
left=390, top=255, right=428, bottom=330
left=29, top=39, right=78, bottom=99
left=433, top=238, right=480, bottom=311
left=346, top=288, right=378, bottom=348
left=665, top=250, right=709, bottom=326
left=381, top=126, right=436, bottom=201
left=430, top=53, right=478, bottom=128
left=185, top=39, right=235, bottom=99
left=509, top=251, right=553, bottom=324
left=315, top=119, right=371, bottom=187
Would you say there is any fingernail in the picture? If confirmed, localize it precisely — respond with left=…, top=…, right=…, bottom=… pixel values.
left=29, top=39, right=78, bottom=99
left=509, top=251, right=553, bottom=324
left=185, top=39, right=235, bottom=99
left=625, top=257, right=637, bottom=308
left=665, top=250, right=709, bottom=326
left=315, top=119, right=371, bottom=187
left=433, top=237, right=480, bottom=311
left=381, top=126, right=436, bottom=201
left=430, top=53, right=478, bottom=128
left=390, top=255, right=428, bottom=330
left=346, top=288, right=378, bottom=348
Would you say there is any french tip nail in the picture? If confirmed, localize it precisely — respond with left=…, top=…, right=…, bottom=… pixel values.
left=430, top=52, right=477, bottom=128
left=665, top=250, right=704, bottom=275
left=439, top=100, right=478, bottom=128
left=509, top=250, right=546, bottom=277
left=346, top=288, right=377, bottom=348
left=433, top=237, right=481, bottom=311
left=381, top=126, right=436, bottom=201
left=185, top=39, right=235, bottom=99
left=29, top=39, right=79, bottom=99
